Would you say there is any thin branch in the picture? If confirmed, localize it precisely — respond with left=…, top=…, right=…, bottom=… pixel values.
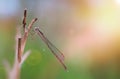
left=20, top=50, right=31, bottom=67
left=18, top=38, right=22, bottom=63
left=27, top=18, right=37, bottom=33
left=21, top=18, right=37, bottom=54
left=4, top=8, right=37, bottom=79
left=22, top=8, right=27, bottom=32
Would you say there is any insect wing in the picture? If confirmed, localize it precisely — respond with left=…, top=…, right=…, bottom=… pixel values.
left=35, top=28, right=67, bottom=70
left=41, top=34, right=67, bottom=70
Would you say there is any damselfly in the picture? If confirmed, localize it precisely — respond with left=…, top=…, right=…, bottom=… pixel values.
left=34, top=27, right=67, bottom=70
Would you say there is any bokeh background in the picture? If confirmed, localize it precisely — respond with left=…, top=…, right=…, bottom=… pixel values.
left=0, top=0, right=120, bottom=79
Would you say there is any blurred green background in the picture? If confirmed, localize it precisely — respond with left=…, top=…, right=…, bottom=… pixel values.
left=0, top=0, right=120, bottom=79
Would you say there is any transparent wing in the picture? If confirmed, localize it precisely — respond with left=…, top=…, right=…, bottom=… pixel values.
left=35, top=28, right=67, bottom=70
left=41, top=34, right=67, bottom=70
left=45, top=38, right=64, bottom=61
left=44, top=37, right=67, bottom=70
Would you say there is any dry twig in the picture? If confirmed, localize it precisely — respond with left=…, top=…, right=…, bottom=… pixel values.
left=4, top=8, right=37, bottom=79
left=18, top=38, right=22, bottom=63
left=22, top=9, right=27, bottom=32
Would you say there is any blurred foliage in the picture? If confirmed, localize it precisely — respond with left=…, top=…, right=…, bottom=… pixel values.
left=0, top=0, right=120, bottom=79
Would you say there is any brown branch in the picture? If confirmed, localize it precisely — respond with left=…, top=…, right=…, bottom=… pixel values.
left=18, top=38, right=22, bottom=63
left=22, top=9, right=27, bottom=32
left=27, top=18, right=37, bottom=33
left=4, top=8, right=37, bottom=79
left=21, top=18, right=37, bottom=54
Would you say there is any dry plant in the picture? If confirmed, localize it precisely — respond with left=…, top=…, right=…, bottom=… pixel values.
left=3, top=8, right=37, bottom=79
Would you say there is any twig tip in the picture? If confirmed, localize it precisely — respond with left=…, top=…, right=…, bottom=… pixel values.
left=35, top=18, right=38, bottom=21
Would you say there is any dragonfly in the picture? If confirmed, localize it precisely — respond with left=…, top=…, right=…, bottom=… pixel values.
left=34, top=27, right=67, bottom=70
